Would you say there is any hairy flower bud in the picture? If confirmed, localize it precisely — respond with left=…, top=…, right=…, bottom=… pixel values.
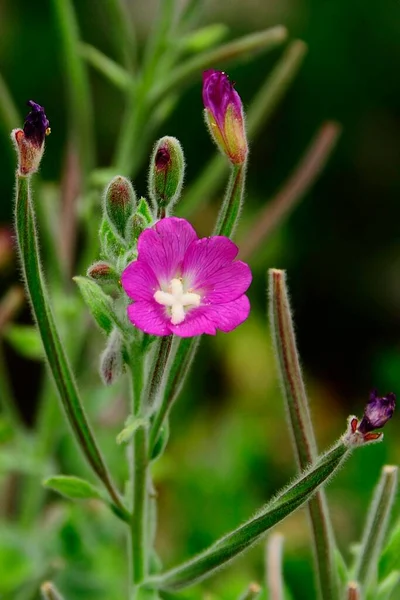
left=148, top=136, right=185, bottom=216
left=358, top=390, right=396, bottom=434
left=202, top=70, right=247, bottom=165
left=99, top=328, right=124, bottom=386
left=11, top=100, right=50, bottom=176
left=104, top=176, right=136, bottom=238
left=87, top=261, right=118, bottom=285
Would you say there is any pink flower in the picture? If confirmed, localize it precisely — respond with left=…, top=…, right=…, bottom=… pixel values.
left=121, top=217, right=252, bottom=337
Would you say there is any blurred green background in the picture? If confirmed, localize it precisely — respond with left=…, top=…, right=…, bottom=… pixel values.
left=0, top=0, right=399, bottom=598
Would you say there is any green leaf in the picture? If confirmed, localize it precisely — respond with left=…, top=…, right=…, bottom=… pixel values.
left=137, top=197, right=154, bottom=225
left=379, top=519, right=400, bottom=580
left=79, top=42, right=132, bottom=90
left=14, top=175, right=125, bottom=518
left=151, top=443, right=349, bottom=590
left=3, top=324, right=43, bottom=360
left=375, top=571, right=400, bottom=600
left=179, top=24, right=228, bottom=53
left=43, top=475, right=103, bottom=501
left=116, top=416, right=149, bottom=445
left=74, top=276, right=120, bottom=335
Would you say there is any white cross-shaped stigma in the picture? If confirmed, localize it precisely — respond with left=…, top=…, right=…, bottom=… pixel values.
left=154, top=278, right=201, bottom=325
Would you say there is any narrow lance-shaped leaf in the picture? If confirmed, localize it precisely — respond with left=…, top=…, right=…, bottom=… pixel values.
left=151, top=442, right=349, bottom=590
left=43, top=475, right=103, bottom=500
left=14, top=175, right=127, bottom=519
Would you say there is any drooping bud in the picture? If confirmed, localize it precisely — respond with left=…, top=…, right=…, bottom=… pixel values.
left=104, top=176, right=136, bottom=238
left=99, top=328, right=124, bottom=386
left=148, top=136, right=185, bottom=217
left=358, top=390, right=396, bottom=434
left=11, top=100, right=51, bottom=176
left=202, top=70, right=248, bottom=165
left=87, top=261, right=118, bottom=285
left=40, top=581, right=64, bottom=600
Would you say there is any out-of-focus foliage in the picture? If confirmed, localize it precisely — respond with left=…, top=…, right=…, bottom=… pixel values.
left=0, top=1, right=399, bottom=599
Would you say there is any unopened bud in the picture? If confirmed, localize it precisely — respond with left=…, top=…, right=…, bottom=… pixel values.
left=99, top=328, right=123, bottom=386
left=104, top=176, right=136, bottom=238
left=40, top=581, right=64, bottom=600
left=202, top=70, right=247, bottom=165
left=148, top=136, right=185, bottom=216
left=11, top=100, right=50, bottom=176
left=358, top=389, right=396, bottom=434
left=87, top=261, right=118, bottom=284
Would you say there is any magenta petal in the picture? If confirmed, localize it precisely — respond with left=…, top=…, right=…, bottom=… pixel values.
left=121, top=261, right=159, bottom=301
left=201, top=261, right=252, bottom=303
left=205, top=294, right=250, bottom=332
left=169, top=294, right=250, bottom=337
left=137, top=217, right=197, bottom=284
left=182, top=236, right=244, bottom=290
left=127, top=301, right=170, bottom=336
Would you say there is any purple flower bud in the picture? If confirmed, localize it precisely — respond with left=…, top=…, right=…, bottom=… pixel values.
left=11, top=100, right=50, bottom=176
left=358, top=389, right=396, bottom=434
left=202, top=70, right=247, bottom=165
left=23, top=100, right=50, bottom=148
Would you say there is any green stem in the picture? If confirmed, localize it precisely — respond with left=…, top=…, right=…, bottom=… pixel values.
left=213, top=163, right=246, bottom=238
left=151, top=443, right=349, bottom=591
left=269, top=269, right=338, bottom=600
left=353, top=465, right=398, bottom=591
left=142, top=335, right=174, bottom=416
left=51, top=0, right=95, bottom=176
left=150, top=336, right=200, bottom=452
left=131, top=423, right=149, bottom=589
left=14, top=175, right=125, bottom=517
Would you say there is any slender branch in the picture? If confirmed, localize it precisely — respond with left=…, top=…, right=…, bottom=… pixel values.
left=151, top=443, right=349, bottom=590
left=269, top=269, right=339, bottom=600
left=267, top=534, right=285, bottom=600
left=240, top=122, right=341, bottom=260
left=150, top=336, right=200, bottom=452
left=214, top=163, right=246, bottom=238
left=353, top=465, right=398, bottom=590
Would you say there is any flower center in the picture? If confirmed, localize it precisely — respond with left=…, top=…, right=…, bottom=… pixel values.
left=154, top=278, right=201, bottom=325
